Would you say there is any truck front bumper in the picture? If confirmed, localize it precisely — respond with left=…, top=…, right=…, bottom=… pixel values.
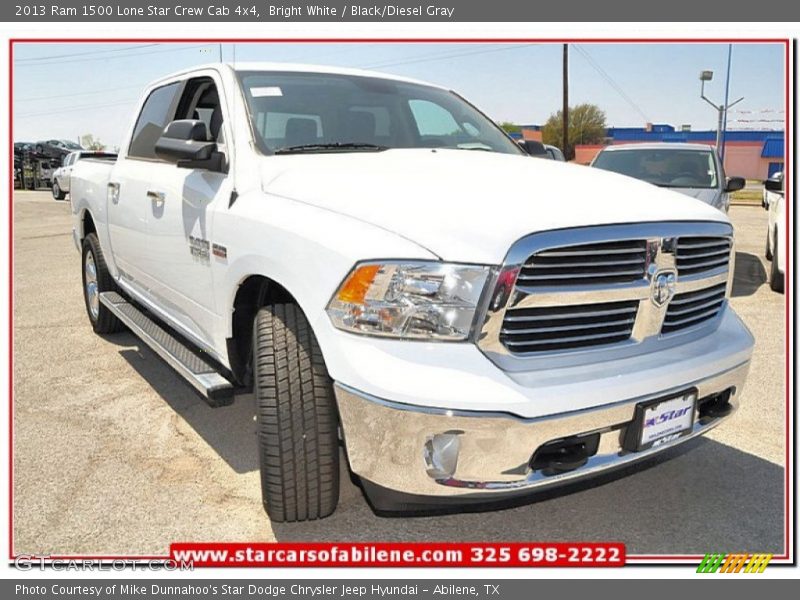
left=337, top=361, right=749, bottom=503
left=334, top=310, right=754, bottom=504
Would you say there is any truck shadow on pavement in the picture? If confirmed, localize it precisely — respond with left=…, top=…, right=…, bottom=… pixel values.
left=114, top=339, right=784, bottom=554
left=118, top=346, right=259, bottom=474
left=273, top=438, right=785, bottom=555
left=732, top=251, right=767, bottom=297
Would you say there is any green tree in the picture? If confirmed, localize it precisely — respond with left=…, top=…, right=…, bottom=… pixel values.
left=542, top=104, right=607, bottom=160
left=499, top=122, right=522, bottom=135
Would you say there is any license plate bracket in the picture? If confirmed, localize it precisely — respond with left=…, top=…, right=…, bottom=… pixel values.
left=623, top=389, right=698, bottom=452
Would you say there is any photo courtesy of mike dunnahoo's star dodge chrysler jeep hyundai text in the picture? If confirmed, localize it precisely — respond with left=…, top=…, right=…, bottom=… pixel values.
left=69, top=63, right=754, bottom=521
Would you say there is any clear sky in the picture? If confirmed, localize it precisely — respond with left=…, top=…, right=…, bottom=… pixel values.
left=12, top=41, right=785, bottom=150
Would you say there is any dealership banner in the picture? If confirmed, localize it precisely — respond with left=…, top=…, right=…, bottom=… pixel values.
left=6, top=0, right=800, bottom=22
left=169, top=541, right=625, bottom=567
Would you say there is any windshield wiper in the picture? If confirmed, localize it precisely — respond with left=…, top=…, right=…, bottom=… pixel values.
left=455, top=145, right=494, bottom=152
left=648, top=182, right=672, bottom=187
left=274, top=142, right=388, bottom=155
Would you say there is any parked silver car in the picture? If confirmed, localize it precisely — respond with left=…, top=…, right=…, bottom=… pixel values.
left=591, top=142, right=745, bottom=212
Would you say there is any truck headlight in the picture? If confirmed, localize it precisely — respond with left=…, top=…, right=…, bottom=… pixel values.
left=326, top=261, right=490, bottom=340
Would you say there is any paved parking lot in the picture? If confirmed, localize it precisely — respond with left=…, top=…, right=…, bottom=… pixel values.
left=12, top=190, right=786, bottom=556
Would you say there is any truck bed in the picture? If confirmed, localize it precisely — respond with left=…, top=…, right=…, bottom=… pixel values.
left=70, top=157, right=116, bottom=208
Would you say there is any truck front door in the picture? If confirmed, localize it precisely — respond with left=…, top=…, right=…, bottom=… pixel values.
left=138, top=74, right=232, bottom=349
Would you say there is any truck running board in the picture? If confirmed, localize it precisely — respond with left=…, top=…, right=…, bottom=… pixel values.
left=99, top=291, right=235, bottom=407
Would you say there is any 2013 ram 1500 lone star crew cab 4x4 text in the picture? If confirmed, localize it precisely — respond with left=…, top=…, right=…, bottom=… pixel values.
left=70, top=63, right=754, bottom=522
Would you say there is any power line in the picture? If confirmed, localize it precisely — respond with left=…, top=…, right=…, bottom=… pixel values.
left=16, top=83, right=146, bottom=102
left=359, top=43, right=538, bottom=70
left=15, top=100, right=136, bottom=119
left=15, top=43, right=538, bottom=103
left=573, top=44, right=651, bottom=123
left=14, top=43, right=214, bottom=67
left=15, top=44, right=159, bottom=62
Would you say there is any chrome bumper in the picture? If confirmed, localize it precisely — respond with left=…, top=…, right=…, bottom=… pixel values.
left=336, top=360, right=750, bottom=499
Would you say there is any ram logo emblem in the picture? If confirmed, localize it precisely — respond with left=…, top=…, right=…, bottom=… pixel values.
left=651, top=269, right=677, bottom=307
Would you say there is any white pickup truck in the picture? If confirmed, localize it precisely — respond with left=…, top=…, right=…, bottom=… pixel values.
left=71, top=63, right=754, bottom=522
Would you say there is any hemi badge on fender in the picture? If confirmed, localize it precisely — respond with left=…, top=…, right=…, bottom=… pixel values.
left=212, top=243, right=228, bottom=259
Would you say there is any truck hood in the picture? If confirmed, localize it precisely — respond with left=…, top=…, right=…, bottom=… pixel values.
left=260, top=148, right=729, bottom=264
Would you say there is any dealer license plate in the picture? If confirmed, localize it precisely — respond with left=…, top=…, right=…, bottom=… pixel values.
left=625, top=390, right=697, bottom=451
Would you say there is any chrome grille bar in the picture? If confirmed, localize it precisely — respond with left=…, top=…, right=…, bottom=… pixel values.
left=476, top=221, right=734, bottom=369
left=676, top=237, right=732, bottom=277
left=661, top=282, right=727, bottom=334
left=517, top=239, right=647, bottom=287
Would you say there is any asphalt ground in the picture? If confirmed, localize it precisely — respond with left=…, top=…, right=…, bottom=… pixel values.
left=11, top=190, right=787, bottom=556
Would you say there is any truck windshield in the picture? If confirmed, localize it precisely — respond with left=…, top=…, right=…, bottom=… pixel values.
left=236, top=71, right=523, bottom=156
left=593, top=149, right=718, bottom=189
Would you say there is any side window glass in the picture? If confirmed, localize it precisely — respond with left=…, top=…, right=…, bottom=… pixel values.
left=128, top=82, right=182, bottom=159
left=175, top=78, right=226, bottom=144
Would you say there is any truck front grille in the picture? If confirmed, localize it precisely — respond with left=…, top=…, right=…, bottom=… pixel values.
left=500, top=300, right=639, bottom=353
left=661, top=283, right=727, bottom=334
left=517, top=240, right=647, bottom=286
left=478, top=222, right=734, bottom=363
left=675, top=237, right=731, bottom=277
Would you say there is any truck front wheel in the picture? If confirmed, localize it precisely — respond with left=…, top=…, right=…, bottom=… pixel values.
left=253, top=303, right=340, bottom=522
left=81, top=233, right=124, bottom=333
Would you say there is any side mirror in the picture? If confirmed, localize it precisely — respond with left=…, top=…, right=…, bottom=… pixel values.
left=521, top=140, right=548, bottom=157
left=154, top=120, right=222, bottom=170
left=764, top=173, right=783, bottom=193
left=725, top=176, right=746, bottom=193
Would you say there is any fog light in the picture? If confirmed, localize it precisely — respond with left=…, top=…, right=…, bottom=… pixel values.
left=423, top=433, right=461, bottom=479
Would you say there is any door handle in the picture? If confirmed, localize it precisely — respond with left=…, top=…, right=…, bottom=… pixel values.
left=107, top=182, right=120, bottom=204
left=147, top=190, right=165, bottom=204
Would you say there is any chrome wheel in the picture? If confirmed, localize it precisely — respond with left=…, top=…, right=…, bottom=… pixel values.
left=84, top=251, right=99, bottom=320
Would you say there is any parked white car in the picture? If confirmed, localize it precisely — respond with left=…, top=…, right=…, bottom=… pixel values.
left=764, top=172, right=785, bottom=292
left=70, top=63, right=753, bottom=521
left=591, top=143, right=745, bottom=213
left=52, top=150, right=116, bottom=200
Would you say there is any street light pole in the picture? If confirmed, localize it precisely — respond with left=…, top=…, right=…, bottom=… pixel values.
left=720, top=44, right=734, bottom=162
left=699, top=67, right=744, bottom=160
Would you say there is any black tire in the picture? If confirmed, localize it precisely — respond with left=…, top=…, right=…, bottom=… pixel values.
left=81, top=233, right=125, bottom=333
left=52, top=181, right=66, bottom=200
left=769, top=231, right=784, bottom=293
left=765, top=229, right=773, bottom=260
left=253, top=303, right=339, bottom=522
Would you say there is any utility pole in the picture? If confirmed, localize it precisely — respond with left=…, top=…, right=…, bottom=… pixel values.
left=562, top=44, right=569, bottom=160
